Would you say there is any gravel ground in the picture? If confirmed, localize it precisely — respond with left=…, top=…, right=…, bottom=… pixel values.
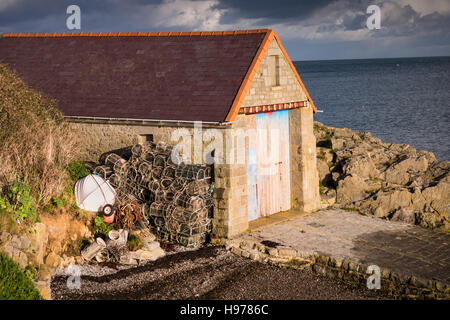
left=51, top=246, right=388, bottom=300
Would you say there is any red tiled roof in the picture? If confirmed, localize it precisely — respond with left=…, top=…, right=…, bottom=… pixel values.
left=0, top=30, right=316, bottom=122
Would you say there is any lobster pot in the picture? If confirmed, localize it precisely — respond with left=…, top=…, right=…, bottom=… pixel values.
left=154, top=190, right=166, bottom=203
left=84, top=161, right=97, bottom=173
left=152, top=227, right=171, bottom=242
left=97, top=139, right=214, bottom=249
left=137, top=188, right=153, bottom=202
left=185, top=180, right=210, bottom=196
left=175, top=233, right=206, bottom=248
left=128, top=155, right=141, bottom=168
left=149, top=180, right=160, bottom=192
left=135, top=173, right=148, bottom=188
left=174, top=194, right=205, bottom=211
left=108, top=174, right=122, bottom=188
left=155, top=190, right=175, bottom=203
left=175, top=165, right=207, bottom=180
left=114, top=161, right=129, bottom=175
left=131, top=143, right=149, bottom=158
left=155, top=141, right=168, bottom=153
left=170, top=178, right=187, bottom=193
left=204, top=167, right=212, bottom=179
left=153, top=216, right=166, bottom=229
left=160, top=178, right=173, bottom=190
left=140, top=203, right=151, bottom=222
left=149, top=202, right=172, bottom=218
left=170, top=206, right=208, bottom=223
left=199, top=194, right=214, bottom=209
left=115, top=192, right=138, bottom=206
left=119, top=180, right=139, bottom=197
left=143, top=152, right=155, bottom=165
left=127, top=166, right=139, bottom=181
left=105, top=153, right=126, bottom=168
left=174, top=219, right=211, bottom=237
left=162, top=166, right=176, bottom=179
left=153, top=154, right=167, bottom=168
left=175, top=165, right=194, bottom=179
left=164, top=191, right=175, bottom=202
left=94, top=165, right=113, bottom=179
left=151, top=167, right=163, bottom=180
left=138, top=160, right=152, bottom=176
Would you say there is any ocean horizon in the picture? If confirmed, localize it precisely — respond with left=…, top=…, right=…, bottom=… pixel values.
left=294, top=56, right=450, bottom=161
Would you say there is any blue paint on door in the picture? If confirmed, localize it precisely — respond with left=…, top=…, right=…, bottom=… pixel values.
left=246, top=147, right=258, bottom=221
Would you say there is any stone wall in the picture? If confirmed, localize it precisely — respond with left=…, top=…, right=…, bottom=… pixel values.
left=69, top=121, right=188, bottom=162
left=212, top=115, right=253, bottom=238
left=241, top=38, right=307, bottom=108
left=289, top=107, right=321, bottom=212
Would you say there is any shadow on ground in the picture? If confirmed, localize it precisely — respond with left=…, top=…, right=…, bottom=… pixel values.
left=51, top=247, right=388, bottom=300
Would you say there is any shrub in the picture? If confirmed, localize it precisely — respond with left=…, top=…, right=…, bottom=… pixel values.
left=93, top=214, right=113, bottom=239
left=0, top=252, right=42, bottom=300
left=0, top=210, right=18, bottom=235
left=67, top=160, right=89, bottom=181
left=0, top=182, right=37, bottom=223
left=0, top=64, right=79, bottom=204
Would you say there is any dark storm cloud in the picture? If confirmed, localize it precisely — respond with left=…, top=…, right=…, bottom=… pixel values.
left=0, top=0, right=115, bottom=25
left=342, top=13, right=366, bottom=31
left=214, top=0, right=338, bottom=23
left=0, top=0, right=167, bottom=33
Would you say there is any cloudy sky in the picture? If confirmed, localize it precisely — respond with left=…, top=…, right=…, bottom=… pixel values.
left=1, top=0, right=449, bottom=60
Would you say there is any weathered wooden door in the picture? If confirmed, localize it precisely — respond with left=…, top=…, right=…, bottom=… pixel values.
left=247, top=110, right=291, bottom=221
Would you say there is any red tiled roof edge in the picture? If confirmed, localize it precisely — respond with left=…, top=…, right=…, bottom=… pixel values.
left=1, top=29, right=271, bottom=38
left=224, top=30, right=317, bottom=122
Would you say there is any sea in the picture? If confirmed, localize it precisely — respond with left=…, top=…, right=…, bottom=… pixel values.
left=293, top=56, right=450, bottom=161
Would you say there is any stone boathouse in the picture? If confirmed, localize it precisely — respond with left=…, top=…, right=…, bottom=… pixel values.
left=0, top=29, right=320, bottom=238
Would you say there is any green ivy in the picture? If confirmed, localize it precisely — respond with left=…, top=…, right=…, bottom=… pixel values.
left=0, top=182, right=37, bottom=223
left=51, top=197, right=64, bottom=208
left=67, top=160, right=89, bottom=181
left=93, top=214, right=113, bottom=239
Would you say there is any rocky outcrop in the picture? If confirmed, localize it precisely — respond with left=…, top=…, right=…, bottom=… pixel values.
left=314, top=121, right=449, bottom=231
left=0, top=210, right=95, bottom=299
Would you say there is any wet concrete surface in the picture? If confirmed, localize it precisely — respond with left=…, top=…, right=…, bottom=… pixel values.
left=247, top=209, right=450, bottom=286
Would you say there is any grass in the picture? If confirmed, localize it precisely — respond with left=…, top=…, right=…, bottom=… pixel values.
left=0, top=252, right=42, bottom=300
left=0, top=210, right=19, bottom=235
left=0, top=63, right=79, bottom=206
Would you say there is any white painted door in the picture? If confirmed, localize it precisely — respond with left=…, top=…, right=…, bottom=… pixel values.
left=247, top=110, right=291, bottom=221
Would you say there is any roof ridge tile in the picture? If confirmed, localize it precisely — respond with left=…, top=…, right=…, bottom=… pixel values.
left=1, top=29, right=271, bottom=38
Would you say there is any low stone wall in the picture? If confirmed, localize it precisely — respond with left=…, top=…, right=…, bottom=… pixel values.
left=221, top=238, right=450, bottom=300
